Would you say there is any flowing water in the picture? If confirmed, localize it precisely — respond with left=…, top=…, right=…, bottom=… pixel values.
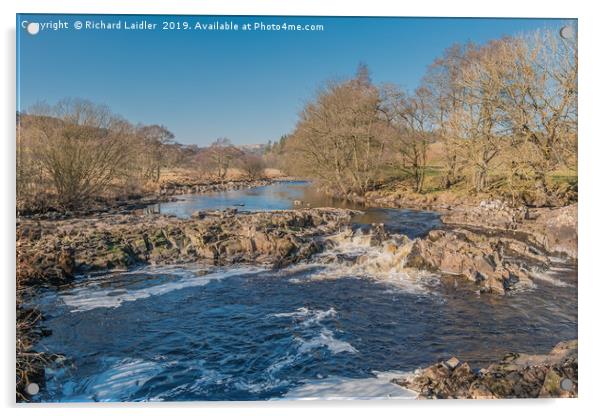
left=27, top=181, right=578, bottom=402
left=145, top=180, right=441, bottom=236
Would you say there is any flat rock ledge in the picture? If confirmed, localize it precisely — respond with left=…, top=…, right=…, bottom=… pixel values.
left=441, top=201, right=577, bottom=260
left=405, top=228, right=550, bottom=294
left=16, top=208, right=359, bottom=286
left=392, top=340, right=577, bottom=399
left=339, top=224, right=554, bottom=295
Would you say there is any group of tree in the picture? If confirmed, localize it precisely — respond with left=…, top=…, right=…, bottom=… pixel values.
left=278, top=27, right=577, bottom=205
left=17, top=27, right=576, bottom=211
left=17, top=99, right=266, bottom=212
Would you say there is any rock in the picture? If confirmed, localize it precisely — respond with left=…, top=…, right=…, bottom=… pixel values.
left=524, top=204, right=577, bottom=259
left=221, top=208, right=238, bottom=217
left=405, top=229, right=537, bottom=294
left=16, top=208, right=360, bottom=285
left=57, top=247, right=75, bottom=279
left=392, top=340, right=577, bottom=399
left=445, top=357, right=460, bottom=370
left=191, top=211, right=205, bottom=219
left=481, top=274, right=506, bottom=295
left=370, top=223, right=387, bottom=246
left=159, top=178, right=274, bottom=197
left=441, top=201, right=577, bottom=260
left=442, top=200, right=527, bottom=231
left=468, top=381, right=497, bottom=399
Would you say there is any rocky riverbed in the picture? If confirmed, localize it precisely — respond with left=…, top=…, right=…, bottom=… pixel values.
left=16, top=188, right=578, bottom=401
left=392, top=339, right=577, bottom=399
left=318, top=183, right=577, bottom=262
left=17, top=200, right=576, bottom=295
left=439, top=201, right=577, bottom=260
left=17, top=208, right=359, bottom=286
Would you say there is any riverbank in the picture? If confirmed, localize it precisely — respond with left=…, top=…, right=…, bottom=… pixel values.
left=18, top=177, right=280, bottom=220
left=392, top=339, right=577, bottom=399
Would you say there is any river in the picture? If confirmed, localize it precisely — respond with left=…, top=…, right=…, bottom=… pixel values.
left=27, top=181, right=577, bottom=401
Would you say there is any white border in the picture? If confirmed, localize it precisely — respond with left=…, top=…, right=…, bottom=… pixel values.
left=2, top=1, right=601, bottom=415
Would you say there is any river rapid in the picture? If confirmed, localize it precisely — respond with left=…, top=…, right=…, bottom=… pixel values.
left=27, top=181, right=577, bottom=402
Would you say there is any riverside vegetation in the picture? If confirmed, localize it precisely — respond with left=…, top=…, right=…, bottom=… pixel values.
left=16, top=26, right=577, bottom=401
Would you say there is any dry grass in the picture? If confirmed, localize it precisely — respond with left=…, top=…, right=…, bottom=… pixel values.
left=15, top=302, right=51, bottom=402
left=16, top=245, right=61, bottom=402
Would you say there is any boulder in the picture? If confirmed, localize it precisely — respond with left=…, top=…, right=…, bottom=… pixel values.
left=524, top=204, right=577, bottom=259
left=441, top=201, right=577, bottom=260
left=405, top=229, right=536, bottom=294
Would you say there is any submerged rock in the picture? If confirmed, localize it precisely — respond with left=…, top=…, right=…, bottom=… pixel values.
left=392, top=340, right=577, bottom=399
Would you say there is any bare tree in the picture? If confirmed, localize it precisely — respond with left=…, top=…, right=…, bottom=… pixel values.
left=286, top=65, right=389, bottom=196
left=422, top=44, right=476, bottom=189
left=202, top=138, right=243, bottom=181
left=381, top=85, right=435, bottom=193
left=499, top=28, right=577, bottom=201
left=136, top=124, right=175, bottom=182
left=24, top=99, right=131, bottom=208
left=238, top=153, right=266, bottom=180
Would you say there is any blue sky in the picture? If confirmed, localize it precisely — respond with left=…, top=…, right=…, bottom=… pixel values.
left=17, top=14, right=572, bottom=146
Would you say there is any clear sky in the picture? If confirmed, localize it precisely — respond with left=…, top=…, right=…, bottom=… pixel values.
left=17, top=14, right=572, bottom=146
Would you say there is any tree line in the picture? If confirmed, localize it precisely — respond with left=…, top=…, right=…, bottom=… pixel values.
left=17, top=27, right=576, bottom=212
left=17, top=99, right=266, bottom=212
left=278, top=28, right=577, bottom=206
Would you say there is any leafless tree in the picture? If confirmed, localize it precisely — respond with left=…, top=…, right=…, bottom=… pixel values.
left=136, top=124, right=175, bottom=182
left=238, top=153, right=266, bottom=180
left=201, top=138, right=243, bottom=181
left=498, top=28, right=577, bottom=200
left=286, top=65, right=389, bottom=196
left=381, top=85, right=436, bottom=193
left=23, top=99, right=131, bottom=208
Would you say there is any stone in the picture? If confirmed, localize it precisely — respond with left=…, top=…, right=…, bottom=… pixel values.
left=57, top=247, right=75, bottom=279
left=445, top=357, right=460, bottom=370
left=16, top=208, right=360, bottom=285
left=392, top=340, right=577, bottom=399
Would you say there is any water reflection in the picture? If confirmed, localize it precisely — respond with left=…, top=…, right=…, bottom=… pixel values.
left=147, top=181, right=440, bottom=239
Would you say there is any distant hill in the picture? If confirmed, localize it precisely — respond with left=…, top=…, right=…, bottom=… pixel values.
left=236, top=143, right=267, bottom=155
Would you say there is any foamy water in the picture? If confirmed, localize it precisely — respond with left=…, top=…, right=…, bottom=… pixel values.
left=60, top=266, right=266, bottom=312
left=272, top=307, right=358, bottom=355
left=283, top=371, right=417, bottom=400
left=291, top=228, right=438, bottom=295
left=530, top=269, right=574, bottom=288
left=28, top=205, right=576, bottom=401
